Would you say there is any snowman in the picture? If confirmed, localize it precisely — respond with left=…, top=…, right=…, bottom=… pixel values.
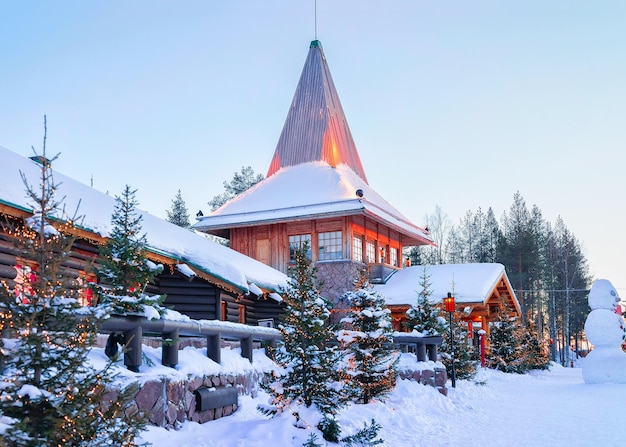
left=582, top=279, right=626, bottom=384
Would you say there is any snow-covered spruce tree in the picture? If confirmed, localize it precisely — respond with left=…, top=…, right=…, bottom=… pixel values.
left=404, top=267, right=447, bottom=336
left=260, top=244, right=346, bottom=420
left=440, top=321, right=476, bottom=380
left=487, top=302, right=524, bottom=373
left=91, top=185, right=165, bottom=318
left=338, top=273, right=398, bottom=404
left=166, top=189, right=191, bottom=229
left=519, top=313, right=550, bottom=371
left=0, top=134, right=146, bottom=446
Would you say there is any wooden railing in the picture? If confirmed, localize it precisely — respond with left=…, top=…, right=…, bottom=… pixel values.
left=100, top=316, right=444, bottom=372
left=100, top=316, right=281, bottom=371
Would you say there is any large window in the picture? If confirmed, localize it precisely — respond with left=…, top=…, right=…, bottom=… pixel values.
left=352, top=235, right=363, bottom=262
left=318, top=231, right=343, bottom=261
left=289, top=234, right=311, bottom=261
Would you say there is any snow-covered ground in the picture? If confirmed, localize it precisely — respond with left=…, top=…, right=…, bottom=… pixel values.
left=127, top=346, right=626, bottom=447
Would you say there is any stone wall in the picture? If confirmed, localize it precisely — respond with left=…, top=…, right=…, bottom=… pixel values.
left=118, top=370, right=265, bottom=429
left=398, top=367, right=448, bottom=396
left=115, top=363, right=447, bottom=429
left=316, top=260, right=364, bottom=322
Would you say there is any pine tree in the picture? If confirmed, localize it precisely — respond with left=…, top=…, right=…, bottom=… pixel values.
left=92, top=185, right=165, bottom=317
left=404, top=267, right=447, bottom=336
left=338, top=276, right=398, bottom=404
left=208, top=166, right=264, bottom=211
left=260, top=244, right=346, bottom=418
left=0, top=124, right=146, bottom=446
left=166, top=189, right=190, bottom=228
left=440, top=322, right=476, bottom=380
left=487, top=302, right=524, bottom=373
left=519, top=313, right=551, bottom=371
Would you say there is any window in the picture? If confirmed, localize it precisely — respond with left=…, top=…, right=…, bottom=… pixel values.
left=366, top=241, right=376, bottom=263
left=352, top=235, right=363, bottom=262
left=318, top=231, right=342, bottom=261
left=289, top=234, right=311, bottom=261
left=390, top=247, right=398, bottom=267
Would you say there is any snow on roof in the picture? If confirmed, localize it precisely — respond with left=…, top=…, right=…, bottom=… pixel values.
left=194, top=161, right=432, bottom=245
left=374, top=263, right=519, bottom=307
left=0, top=146, right=288, bottom=294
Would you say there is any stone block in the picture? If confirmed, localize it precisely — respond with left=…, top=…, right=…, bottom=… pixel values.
left=135, top=381, right=162, bottom=413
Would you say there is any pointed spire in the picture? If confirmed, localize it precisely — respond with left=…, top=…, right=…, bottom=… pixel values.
left=266, top=40, right=368, bottom=183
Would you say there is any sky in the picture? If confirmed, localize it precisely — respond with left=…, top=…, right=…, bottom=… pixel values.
left=1, top=1, right=625, bottom=293
left=90, top=345, right=626, bottom=446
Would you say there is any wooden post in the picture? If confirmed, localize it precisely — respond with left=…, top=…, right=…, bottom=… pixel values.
left=416, top=342, right=427, bottom=362
left=123, top=325, right=142, bottom=372
left=207, top=332, right=221, bottom=364
left=240, top=336, right=253, bottom=362
left=162, top=328, right=179, bottom=368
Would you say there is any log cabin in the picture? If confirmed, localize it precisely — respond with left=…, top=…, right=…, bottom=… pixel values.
left=373, top=263, right=521, bottom=340
left=0, top=146, right=287, bottom=327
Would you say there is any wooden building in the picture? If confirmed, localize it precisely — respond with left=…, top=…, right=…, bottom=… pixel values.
left=193, top=40, right=434, bottom=305
left=0, top=147, right=287, bottom=327
left=374, top=263, right=521, bottom=337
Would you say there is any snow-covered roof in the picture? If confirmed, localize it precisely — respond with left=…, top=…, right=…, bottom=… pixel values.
left=0, top=146, right=289, bottom=295
left=374, top=263, right=520, bottom=310
left=194, top=161, right=433, bottom=246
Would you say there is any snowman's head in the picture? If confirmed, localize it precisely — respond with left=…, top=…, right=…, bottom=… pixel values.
left=588, top=279, right=620, bottom=310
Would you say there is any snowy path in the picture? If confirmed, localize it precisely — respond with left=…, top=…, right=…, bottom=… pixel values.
left=140, top=365, right=626, bottom=447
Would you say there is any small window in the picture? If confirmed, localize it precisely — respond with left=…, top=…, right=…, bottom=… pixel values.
left=366, top=241, right=376, bottom=263
left=352, top=235, right=363, bottom=262
left=318, top=231, right=342, bottom=261
left=289, top=234, right=311, bottom=261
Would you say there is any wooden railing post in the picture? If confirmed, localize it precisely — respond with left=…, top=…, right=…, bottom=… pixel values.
left=416, top=342, right=427, bottom=362
left=162, top=328, right=179, bottom=368
left=124, top=325, right=142, bottom=372
left=207, top=332, right=221, bottom=364
left=240, top=336, right=253, bottom=362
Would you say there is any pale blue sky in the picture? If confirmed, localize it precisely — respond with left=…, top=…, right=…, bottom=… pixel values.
left=1, top=1, right=625, bottom=293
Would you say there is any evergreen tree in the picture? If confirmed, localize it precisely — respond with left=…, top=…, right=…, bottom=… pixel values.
left=404, top=267, right=447, bottom=336
left=338, top=276, right=398, bottom=404
left=166, top=189, right=190, bottom=228
left=519, top=313, right=551, bottom=371
left=92, top=185, right=165, bottom=317
left=208, top=166, right=264, bottom=211
left=440, top=319, right=476, bottom=380
left=261, top=244, right=346, bottom=418
left=487, top=302, right=524, bottom=373
left=0, top=127, right=146, bottom=446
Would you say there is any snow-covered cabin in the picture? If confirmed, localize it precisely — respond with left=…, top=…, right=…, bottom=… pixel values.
left=374, top=263, right=521, bottom=337
left=0, top=146, right=288, bottom=326
left=193, top=40, right=434, bottom=305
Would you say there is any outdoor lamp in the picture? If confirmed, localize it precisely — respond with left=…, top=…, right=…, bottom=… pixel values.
left=444, top=292, right=457, bottom=388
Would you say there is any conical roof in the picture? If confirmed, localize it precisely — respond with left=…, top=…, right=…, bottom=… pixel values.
left=266, top=40, right=368, bottom=182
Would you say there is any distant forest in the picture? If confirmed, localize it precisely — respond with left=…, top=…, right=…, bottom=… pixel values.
left=406, top=191, right=591, bottom=364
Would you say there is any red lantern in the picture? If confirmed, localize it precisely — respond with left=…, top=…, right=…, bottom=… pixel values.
left=443, top=293, right=455, bottom=313
left=468, top=321, right=473, bottom=338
